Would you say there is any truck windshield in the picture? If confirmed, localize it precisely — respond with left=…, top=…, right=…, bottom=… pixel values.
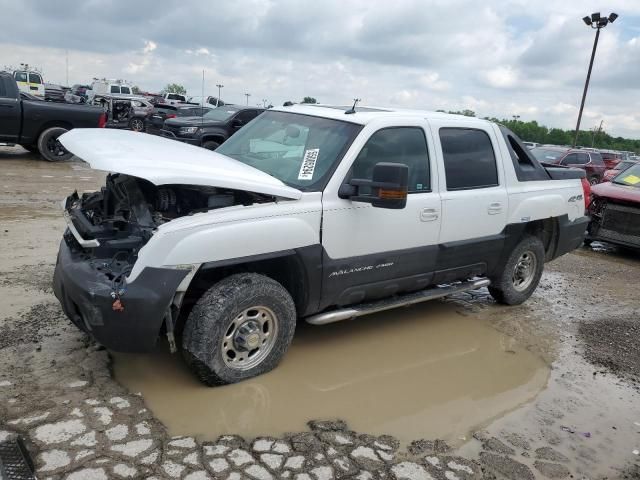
left=613, top=164, right=640, bottom=188
left=216, top=111, right=362, bottom=191
left=530, top=148, right=567, bottom=163
left=202, top=107, right=240, bottom=121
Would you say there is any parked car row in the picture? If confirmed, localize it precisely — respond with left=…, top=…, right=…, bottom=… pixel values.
left=530, top=146, right=606, bottom=185
left=150, top=105, right=264, bottom=150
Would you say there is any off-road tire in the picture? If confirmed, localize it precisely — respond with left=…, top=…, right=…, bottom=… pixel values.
left=202, top=140, right=221, bottom=150
left=589, top=176, right=599, bottom=186
left=37, top=127, right=72, bottom=162
left=182, top=273, right=296, bottom=386
left=488, top=235, right=545, bottom=306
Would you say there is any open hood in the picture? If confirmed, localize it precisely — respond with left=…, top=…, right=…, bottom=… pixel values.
left=58, top=129, right=302, bottom=200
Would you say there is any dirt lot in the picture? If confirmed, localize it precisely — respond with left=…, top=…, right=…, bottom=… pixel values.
left=1, top=146, right=639, bottom=479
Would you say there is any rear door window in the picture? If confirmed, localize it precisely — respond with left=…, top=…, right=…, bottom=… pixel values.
left=590, top=152, right=604, bottom=165
left=28, top=73, right=42, bottom=84
left=562, top=153, right=588, bottom=165
left=120, top=86, right=131, bottom=94
left=110, top=85, right=120, bottom=94
left=439, top=128, right=499, bottom=190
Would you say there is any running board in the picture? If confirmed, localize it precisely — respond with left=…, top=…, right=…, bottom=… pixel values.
left=305, top=278, right=491, bottom=326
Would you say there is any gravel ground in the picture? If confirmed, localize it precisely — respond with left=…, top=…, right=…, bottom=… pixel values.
left=0, top=146, right=639, bottom=479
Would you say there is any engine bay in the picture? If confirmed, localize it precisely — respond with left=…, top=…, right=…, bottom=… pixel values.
left=64, top=173, right=272, bottom=260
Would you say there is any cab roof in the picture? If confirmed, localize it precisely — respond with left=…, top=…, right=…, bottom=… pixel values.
left=271, top=103, right=494, bottom=126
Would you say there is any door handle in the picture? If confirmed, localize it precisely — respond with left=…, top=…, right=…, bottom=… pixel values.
left=487, top=202, right=503, bottom=215
left=420, top=208, right=439, bottom=222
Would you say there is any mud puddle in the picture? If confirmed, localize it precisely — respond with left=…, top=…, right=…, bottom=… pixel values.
left=114, top=301, right=548, bottom=444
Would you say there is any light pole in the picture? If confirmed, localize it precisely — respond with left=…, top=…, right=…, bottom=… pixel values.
left=216, top=83, right=224, bottom=107
left=512, top=115, right=520, bottom=121
left=573, top=12, right=618, bottom=147
left=245, top=93, right=251, bottom=105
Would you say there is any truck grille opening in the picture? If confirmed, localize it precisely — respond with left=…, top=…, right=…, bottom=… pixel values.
left=599, top=202, right=640, bottom=246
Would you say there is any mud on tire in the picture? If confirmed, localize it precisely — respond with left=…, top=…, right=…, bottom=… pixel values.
left=488, top=235, right=545, bottom=306
left=182, top=273, right=296, bottom=386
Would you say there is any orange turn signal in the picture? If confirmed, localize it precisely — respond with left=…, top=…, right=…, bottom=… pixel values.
left=378, top=188, right=407, bottom=200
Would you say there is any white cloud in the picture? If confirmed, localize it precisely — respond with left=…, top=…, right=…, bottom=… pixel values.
left=483, top=66, right=519, bottom=89
left=1, top=0, right=639, bottom=138
left=143, top=40, right=157, bottom=54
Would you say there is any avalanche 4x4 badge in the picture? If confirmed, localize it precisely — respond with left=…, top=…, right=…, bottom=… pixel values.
left=329, top=262, right=395, bottom=277
left=298, top=148, right=319, bottom=180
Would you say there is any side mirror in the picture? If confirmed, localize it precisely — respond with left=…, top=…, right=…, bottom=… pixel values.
left=340, top=162, right=409, bottom=209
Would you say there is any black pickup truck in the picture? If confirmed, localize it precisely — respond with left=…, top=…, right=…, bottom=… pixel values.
left=161, top=105, right=263, bottom=150
left=0, top=71, right=105, bottom=161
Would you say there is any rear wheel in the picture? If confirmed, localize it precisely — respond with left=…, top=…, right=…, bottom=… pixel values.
left=589, top=176, right=599, bottom=186
left=182, top=273, right=296, bottom=386
left=37, top=127, right=72, bottom=162
left=129, top=117, right=145, bottom=132
left=488, top=236, right=545, bottom=305
left=202, top=140, right=221, bottom=150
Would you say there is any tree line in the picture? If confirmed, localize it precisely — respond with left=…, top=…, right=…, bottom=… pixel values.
left=437, top=109, right=639, bottom=152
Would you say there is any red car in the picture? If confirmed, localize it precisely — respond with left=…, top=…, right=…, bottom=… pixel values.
left=587, top=162, right=640, bottom=249
left=530, top=147, right=606, bottom=185
left=600, top=151, right=622, bottom=170
left=602, top=159, right=638, bottom=182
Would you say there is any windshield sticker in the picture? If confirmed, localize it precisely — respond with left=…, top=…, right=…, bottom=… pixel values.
left=622, top=174, right=640, bottom=185
left=298, top=148, right=319, bottom=180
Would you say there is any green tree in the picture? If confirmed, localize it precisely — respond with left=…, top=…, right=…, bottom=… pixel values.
left=131, top=85, right=140, bottom=94
left=164, top=83, right=187, bottom=95
left=302, top=96, right=317, bottom=104
left=447, top=109, right=476, bottom=117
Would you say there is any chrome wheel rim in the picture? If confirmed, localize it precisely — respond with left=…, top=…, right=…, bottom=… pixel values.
left=512, top=250, right=537, bottom=292
left=222, top=306, right=278, bottom=371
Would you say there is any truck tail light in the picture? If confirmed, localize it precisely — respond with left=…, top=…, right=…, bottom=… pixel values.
left=166, top=114, right=176, bottom=119
left=98, top=113, right=107, bottom=128
left=580, top=177, right=591, bottom=210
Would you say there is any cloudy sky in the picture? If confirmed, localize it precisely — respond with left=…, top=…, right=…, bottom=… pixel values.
left=2, top=0, right=640, bottom=138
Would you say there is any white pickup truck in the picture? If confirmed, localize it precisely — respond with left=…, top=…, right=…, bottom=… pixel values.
left=53, top=104, right=589, bottom=385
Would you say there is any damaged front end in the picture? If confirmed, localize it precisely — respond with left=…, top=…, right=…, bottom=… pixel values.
left=54, top=173, right=272, bottom=352
left=588, top=196, right=640, bottom=249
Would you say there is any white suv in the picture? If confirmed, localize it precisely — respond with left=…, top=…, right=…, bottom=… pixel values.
left=54, top=105, right=589, bottom=385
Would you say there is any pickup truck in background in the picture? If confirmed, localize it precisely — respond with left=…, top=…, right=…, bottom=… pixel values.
left=0, top=71, right=106, bottom=161
left=53, top=104, right=589, bottom=386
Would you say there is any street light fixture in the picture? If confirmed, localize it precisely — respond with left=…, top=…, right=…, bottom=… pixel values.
left=573, top=12, right=618, bottom=147
left=216, top=83, right=224, bottom=107
left=245, top=93, right=251, bottom=105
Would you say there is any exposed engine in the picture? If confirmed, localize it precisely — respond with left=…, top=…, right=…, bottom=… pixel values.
left=64, top=173, right=271, bottom=261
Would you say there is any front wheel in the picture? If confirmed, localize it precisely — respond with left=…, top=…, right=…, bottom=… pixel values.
left=589, top=176, right=599, bottom=186
left=488, top=236, right=545, bottom=305
left=37, top=127, right=72, bottom=162
left=202, top=140, right=221, bottom=150
left=182, top=273, right=297, bottom=386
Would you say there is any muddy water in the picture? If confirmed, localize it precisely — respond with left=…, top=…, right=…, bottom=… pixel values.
left=115, top=301, right=548, bottom=444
